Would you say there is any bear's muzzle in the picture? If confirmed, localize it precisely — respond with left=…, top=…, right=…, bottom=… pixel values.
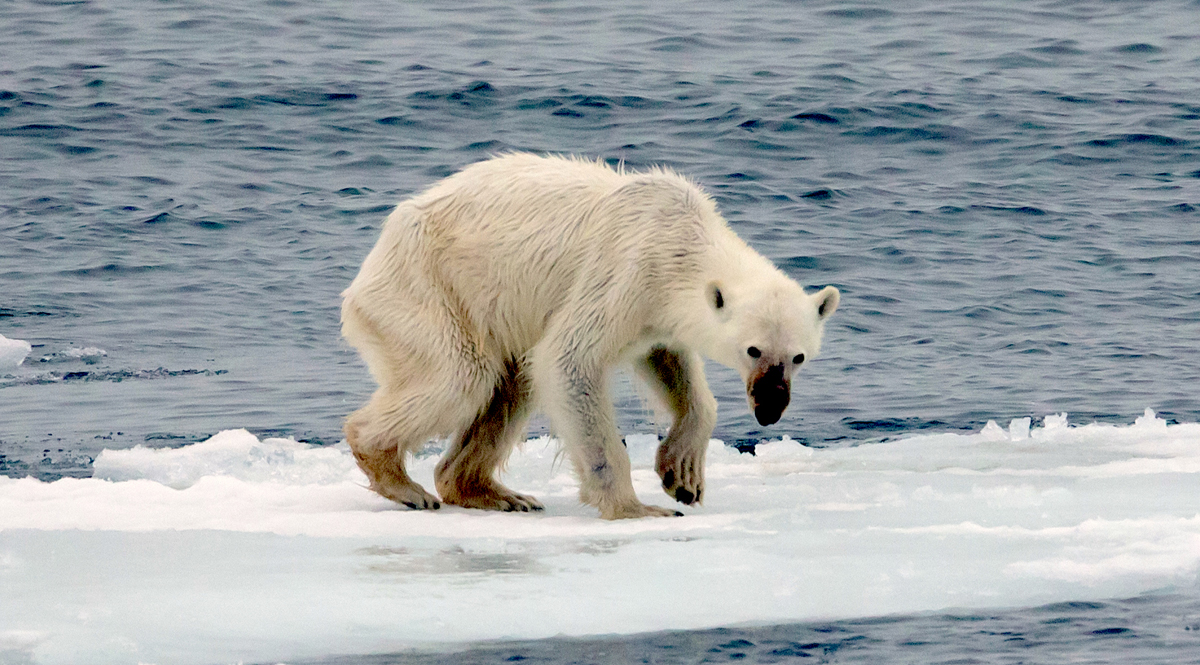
left=748, top=361, right=790, bottom=426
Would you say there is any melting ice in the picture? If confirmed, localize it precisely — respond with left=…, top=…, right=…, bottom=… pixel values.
left=0, top=335, right=31, bottom=371
left=1, top=410, right=1199, bottom=664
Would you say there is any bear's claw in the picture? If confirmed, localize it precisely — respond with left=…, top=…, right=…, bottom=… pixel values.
left=657, top=451, right=705, bottom=506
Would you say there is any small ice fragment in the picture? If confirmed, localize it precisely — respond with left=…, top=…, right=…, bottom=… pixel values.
left=1134, top=407, right=1166, bottom=429
left=66, top=347, right=107, bottom=364
left=979, top=420, right=1008, bottom=441
left=1043, top=413, right=1069, bottom=430
left=1008, top=417, right=1031, bottom=441
left=0, top=334, right=32, bottom=370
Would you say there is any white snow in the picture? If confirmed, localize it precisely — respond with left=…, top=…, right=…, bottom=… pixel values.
left=2, top=410, right=1199, bottom=665
left=0, top=334, right=32, bottom=370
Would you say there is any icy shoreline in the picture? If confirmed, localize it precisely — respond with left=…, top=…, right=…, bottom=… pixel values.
left=2, top=411, right=1198, bottom=664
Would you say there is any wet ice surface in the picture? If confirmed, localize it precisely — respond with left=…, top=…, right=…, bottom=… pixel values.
left=2, top=411, right=1198, bottom=664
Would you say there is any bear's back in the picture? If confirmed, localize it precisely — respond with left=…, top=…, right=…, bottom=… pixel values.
left=411, top=151, right=716, bottom=281
left=361, top=153, right=728, bottom=357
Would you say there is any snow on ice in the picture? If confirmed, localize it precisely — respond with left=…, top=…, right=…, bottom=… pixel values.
left=1, top=410, right=1198, bottom=664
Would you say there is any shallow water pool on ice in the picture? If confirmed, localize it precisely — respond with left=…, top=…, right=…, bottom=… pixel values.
left=1, top=410, right=1198, bottom=664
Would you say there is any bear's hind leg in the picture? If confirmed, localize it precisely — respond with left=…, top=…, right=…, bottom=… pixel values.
left=638, top=346, right=717, bottom=506
left=346, top=381, right=477, bottom=510
left=435, top=359, right=544, bottom=512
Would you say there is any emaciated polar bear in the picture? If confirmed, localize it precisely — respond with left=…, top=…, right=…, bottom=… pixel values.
left=342, top=153, right=839, bottom=519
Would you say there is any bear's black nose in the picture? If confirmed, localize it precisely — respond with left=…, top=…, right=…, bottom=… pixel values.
left=753, top=388, right=789, bottom=425
left=750, top=363, right=790, bottom=426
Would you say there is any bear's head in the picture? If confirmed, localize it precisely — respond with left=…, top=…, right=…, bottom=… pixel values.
left=703, top=276, right=839, bottom=426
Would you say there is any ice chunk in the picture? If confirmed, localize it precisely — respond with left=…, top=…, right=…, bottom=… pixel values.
left=1043, top=412, right=1069, bottom=429
left=1008, top=416, right=1031, bottom=440
left=1135, top=407, right=1168, bottom=430
left=0, top=334, right=32, bottom=370
left=93, top=428, right=362, bottom=489
left=979, top=420, right=1007, bottom=441
left=64, top=346, right=107, bottom=364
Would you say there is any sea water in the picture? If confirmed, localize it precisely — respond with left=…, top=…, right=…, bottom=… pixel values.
left=2, top=0, right=1199, bottom=663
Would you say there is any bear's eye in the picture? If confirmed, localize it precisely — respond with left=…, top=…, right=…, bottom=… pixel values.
left=747, top=346, right=761, bottom=358
left=713, top=287, right=724, bottom=310
left=793, top=353, right=805, bottom=365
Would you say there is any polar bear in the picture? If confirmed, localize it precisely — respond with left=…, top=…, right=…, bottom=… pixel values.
left=342, top=153, right=839, bottom=519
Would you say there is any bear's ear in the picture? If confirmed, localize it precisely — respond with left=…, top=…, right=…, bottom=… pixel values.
left=814, top=286, right=840, bottom=320
left=709, top=283, right=725, bottom=311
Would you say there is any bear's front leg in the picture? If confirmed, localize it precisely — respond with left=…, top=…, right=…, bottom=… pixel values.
left=532, top=341, right=681, bottom=520
left=639, top=347, right=716, bottom=505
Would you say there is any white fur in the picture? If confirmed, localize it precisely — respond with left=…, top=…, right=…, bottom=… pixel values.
left=342, top=153, right=839, bottom=519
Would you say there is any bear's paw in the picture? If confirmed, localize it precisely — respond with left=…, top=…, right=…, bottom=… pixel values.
left=656, top=446, right=706, bottom=506
left=441, top=482, right=545, bottom=513
left=599, top=501, right=684, bottom=520
left=372, top=478, right=442, bottom=511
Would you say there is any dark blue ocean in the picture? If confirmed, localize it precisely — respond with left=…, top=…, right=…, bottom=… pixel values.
left=3, top=0, right=1199, bottom=662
